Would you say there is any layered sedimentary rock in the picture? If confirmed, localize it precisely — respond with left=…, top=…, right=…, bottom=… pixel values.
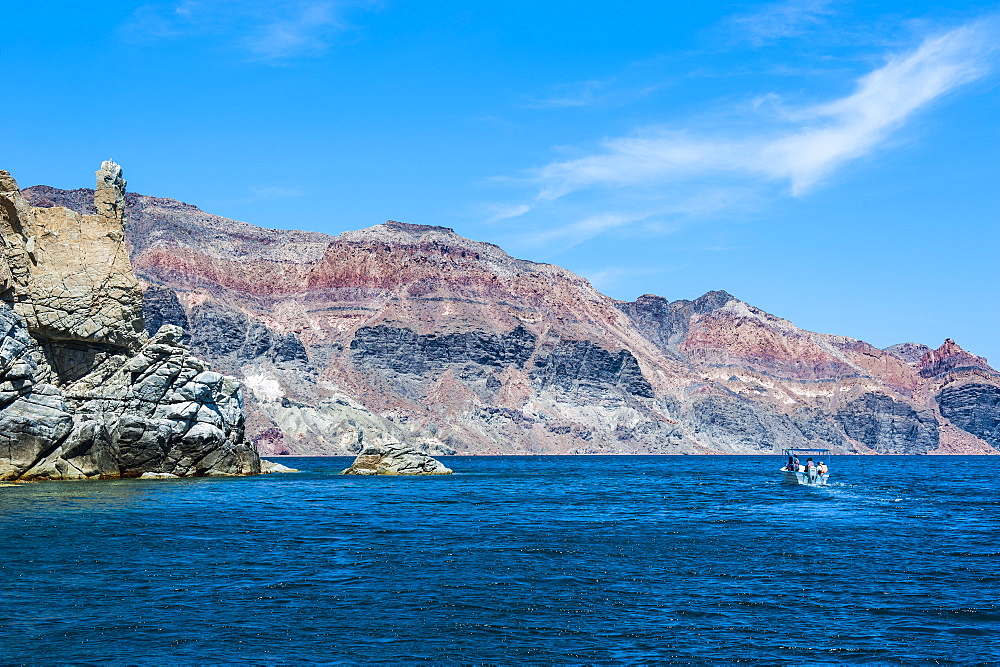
left=834, top=393, right=939, bottom=455
left=22, top=183, right=1000, bottom=456
left=624, top=293, right=1000, bottom=454
left=1, top=165, right=260, bottom=479
left=936, top=384, right=1000, bottom=446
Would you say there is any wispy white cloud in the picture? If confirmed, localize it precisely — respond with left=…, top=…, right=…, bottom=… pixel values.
left=518, top=212, right=645, bottom=251
left=505, top=184, right=757, bottom=254
left=122, top=0, right=375, bottom=60
left=490, top=18, right=998, bottom=257
left=485, top=203, right=532, bottom=223
left=581, top=264, right=666, bottom=292
left=522, top=79, right=611, bottom=109
left=521, top=79, right=666, bottom=110
left=728, top=0, right=837, bottom=46
left=248, top=3, right=345, bottom=59
left=530, top=19, right=997, bottom=202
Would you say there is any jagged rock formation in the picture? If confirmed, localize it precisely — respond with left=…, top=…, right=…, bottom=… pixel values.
left=1, top=165, right=261, bottom=480
left=341, top=443, right=453, bottom=475
left=916, top=338, right=992, bottom=379
left=2, top=163, right=143, bottom=385
left=21, top=184, right=1000, bottom=456
left=884, top=343, right=932, bottom=365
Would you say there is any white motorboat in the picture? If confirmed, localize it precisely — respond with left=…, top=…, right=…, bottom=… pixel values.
left=779, top=448, right=830, bottom=486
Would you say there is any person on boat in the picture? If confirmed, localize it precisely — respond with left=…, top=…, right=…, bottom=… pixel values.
left=805, top=457, right=817, bottom=481
left=786, top=455, right=795, bottom=471
left=817, top=461, right=828, bottom=476
left=793, top=455, right=801, bottom=472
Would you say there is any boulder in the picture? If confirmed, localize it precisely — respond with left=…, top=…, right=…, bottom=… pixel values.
left=341, top=443, right=453, bottom=475
left=260, top=459, right=299, bottom=473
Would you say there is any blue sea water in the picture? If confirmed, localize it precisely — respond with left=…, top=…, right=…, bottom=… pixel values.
left=1, top=455, right=997, bottom=664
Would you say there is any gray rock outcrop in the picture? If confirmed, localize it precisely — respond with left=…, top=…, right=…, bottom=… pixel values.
left=937, top=383, right=1000, bottom=448
left=0, top=304, right=77, bottom=478
left=531, top=339, right=654, bottom=398
left=884, top=343, right=933, bottom=364
left=0, top=164, right=260, bottom=480
left=835, top=392, right=940, bottom=454
left=341, top=443, right=453, bottom=475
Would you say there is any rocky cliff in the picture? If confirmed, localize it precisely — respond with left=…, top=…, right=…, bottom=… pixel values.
left=21, top=183, right=1000, bottom=456
left=1, top=165, right=260, bottom=480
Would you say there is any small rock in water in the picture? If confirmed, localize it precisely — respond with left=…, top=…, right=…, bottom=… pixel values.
left=341, top=443, right=452, bottom=476
left=138, top=472, right=179, bottom=479
left=260, top=459, right=299, bottom=473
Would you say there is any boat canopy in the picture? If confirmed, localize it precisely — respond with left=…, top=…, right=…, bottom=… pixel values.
left=781, top=448, right=831, bottom=456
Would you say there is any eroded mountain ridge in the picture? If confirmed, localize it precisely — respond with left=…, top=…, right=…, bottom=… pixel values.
left=22, top=182, right=1000, bottom=457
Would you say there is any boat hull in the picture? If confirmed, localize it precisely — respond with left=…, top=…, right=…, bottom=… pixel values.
left=779, top=469, right=830, bottom=486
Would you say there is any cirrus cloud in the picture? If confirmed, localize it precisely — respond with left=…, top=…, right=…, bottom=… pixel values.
left=122, top=0, right=379, bottom=60
left=530, top=19, right=997, bottom=203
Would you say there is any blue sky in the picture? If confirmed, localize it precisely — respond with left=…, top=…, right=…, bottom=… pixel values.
left=5, top=1, right=998, bottom=362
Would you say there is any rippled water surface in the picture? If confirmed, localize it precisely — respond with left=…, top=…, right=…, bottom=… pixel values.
left=1, top=456, right=998, bottom=664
